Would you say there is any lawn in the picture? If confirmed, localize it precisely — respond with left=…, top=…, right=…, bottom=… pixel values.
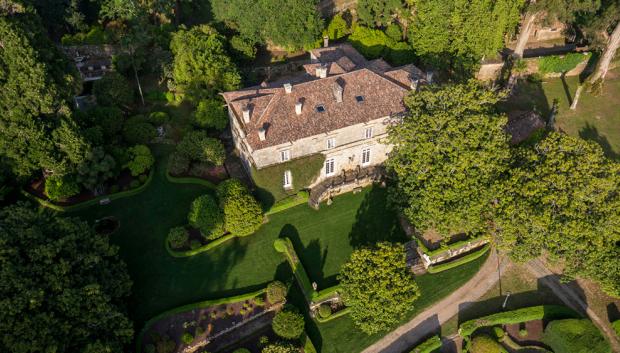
left=503, top=68, right=620, bottom=160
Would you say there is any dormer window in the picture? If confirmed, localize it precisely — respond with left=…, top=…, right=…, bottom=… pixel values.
left=327, top=137, right=336, bottom=149
left=365, top=127, right=373, bottom=139
left=316, top=105, right=326, bottom=113
left=280, top=149, right=290, bottom=162
left=355, top=95, right=365, bottom=103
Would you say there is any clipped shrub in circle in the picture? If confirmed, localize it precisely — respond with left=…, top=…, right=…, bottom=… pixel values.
left=266, top=281, right=287, bottom=304
left=168, top=227, right=189, bottom=249
left=318, top=304, right=332, bottom=319
left=272, top=308, right=305, bottom=339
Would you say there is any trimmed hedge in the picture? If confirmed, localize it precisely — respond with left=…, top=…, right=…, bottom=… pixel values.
left=253, top=154, right=324, bottom=204
left=459, top=305, right=579, bottom=337
left=470, top=334, right=508, bottom=353
left=410, top=335, right=442, bottom=353
left=136, top=288, right=266, bottom=353
left=542, top=319, right=611, bottom=353
left=427, top=245, right=490, bottom=274
left=301, top=332, right=318, bottom=353
left=165, top=170, right=217, bottom=189
left=22, top=168, right=154, bottom=212
left=165, top=232, right=236, bottom=257
left=265, top=191, right=309, bottom=215
left=538, top=52, right=591, bottom=74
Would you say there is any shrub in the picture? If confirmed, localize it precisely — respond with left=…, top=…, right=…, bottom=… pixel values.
left=230, top=36, right=257, bottom=61
left=470, top=334, right=507, bottom=353
left=318, top=304, right=332, bottom=319
left=181, top=332, right=194, bottom=345
left=613, top=320, right=620, bottom=336
left=538, top=53, right=590, bottom=74
left=93, top=72, right=133, bottom=107
left=125, top=145, right=154, bottom=176
left=253, top=296, right=265, bottom=306
left=216, top=179, right=263, bottom=236
left=189, top=239, right=201, bottom=250
left=168, top=152, right=190, bottom=175
left=130, top=180, right=140, bottom=189
left=44, top=175, right=80, bottom=201
left=410, top=335, right=442, bottom=353
left=194, top=99, right=228, bottom=130
left=177, top=130, right=226, bottom=165
left=123, top=121, right=157, bottom=144
left=493, top=326, right=505, bottom=340
left=326, top=14, right=349, bottom=40
left=519, top=328, right=528, bottom=337
left=542, top=319, right=610, bottom=353
left=87, top=106, right=124, bottom=137
left=259, top=335, right=269, bottom=347
left=188, top=194, right=225, bottom=239
left=261, top=342, right=298, bottom=353
left=266, top=281, right=288, bottom=304
left=348, top=25, right=414, bottom=66
left=168, top=227, right=189, bottom=249
left=272, top=308, right=304, bottom=339
left=233, top=349, right=251, bottom=353
left=149, top=111, right=169, bottom=126
left=385, top=24, right=402, bottom=42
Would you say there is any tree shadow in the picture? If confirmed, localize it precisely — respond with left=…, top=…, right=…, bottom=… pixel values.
left=382, top=314, right=441, bottom=353
left=281, top=224, right=333, bottom=288
left=499, top=77, right=552, bottom=119
left=607, top=303, right=619, bottom=323
left=579, top=123, right=620, bottom=160
left=348, top=187, right=408, bottom=248
left=560, top=72, right=573, bottom=107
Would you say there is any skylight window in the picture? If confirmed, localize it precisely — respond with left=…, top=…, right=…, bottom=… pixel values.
left=316, top=105, right=326, bottom=113
left=355, top=95, right=365, bottom=103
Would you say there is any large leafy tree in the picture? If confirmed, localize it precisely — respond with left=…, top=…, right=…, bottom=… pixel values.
left=170, top=24, right=241, bottom=99
left=338, top=242, right=419, bottom=334
left=357, top=0, right=405, bottom=27
left=0, top=203, right=133, bottom=352
left=386, top=81, right=511, bottom=237
left=495, top=132, right=620, bottom=297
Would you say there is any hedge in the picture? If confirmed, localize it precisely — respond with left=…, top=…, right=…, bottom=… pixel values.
left=410, top=335, right=442, bottom=353
left=265, top=191, right=309, bottom=215
left=459, top=305, right=579, bottom=337
left=165, top=170, right=217, bottom=189
left=538, top=52, right=591, bottom=74
left=301, top=332, right=318, bottom=353
left=417, top=235, right=488, bottom=257
left=165, top=232, right=236, bottom=257
left=314, top=307, right=351, bottom=323
left=542, top=319, right=611, bottom=353
left=22, top=168, right=154, bottom=212
left=427, top=245, right=490, bottom=274
left=136, top=288, right=266, bottom=353
left=253, top=154, right=324, bottom=204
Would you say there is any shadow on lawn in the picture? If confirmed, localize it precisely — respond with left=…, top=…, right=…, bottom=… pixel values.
left=578, top=123, right=620, bottom=160
left=280, top=224, right=335, bottom=288
left=348, top=186, right=407, bottom=248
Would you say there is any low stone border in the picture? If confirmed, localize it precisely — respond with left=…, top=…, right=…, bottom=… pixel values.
left=21, top=169, right=154, bottom=212
left=427, top=245, right=491, bottom=274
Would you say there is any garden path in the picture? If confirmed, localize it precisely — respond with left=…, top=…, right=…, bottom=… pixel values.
left=361, top=250, right=509, bottom=353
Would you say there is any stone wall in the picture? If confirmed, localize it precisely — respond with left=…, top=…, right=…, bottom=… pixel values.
left=476, top=61, right=505, bottom=81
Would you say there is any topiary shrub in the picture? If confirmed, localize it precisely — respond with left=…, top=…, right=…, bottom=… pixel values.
left=493, top=326, right=505, bottom=341
left=470, top=334, right=508, bottom=353
left=44, top=175, right=81, bottom=201
left=216, top=179, right=263, bottom=236
left=124, top=145, right=154, bottom=176
left=267, top=281, right=288, bottom=304
left=168, top=227, right=189, bottom=249
left=188, top=194, right=225, bottom=239
left=181, top=332, right=194, bottom=345
left=542, top=319, right=610, bottom=353
left=318, top=304, right=332, bottom=319
left=272, top=308, right=305, bottom=339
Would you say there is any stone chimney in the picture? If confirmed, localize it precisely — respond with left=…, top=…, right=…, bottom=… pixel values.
left=284, top=83, right=292, bottom=94
left=295, top=100, right=303, bottom=115
left=323, top=36, right=329, bottom=48
left=316, top=64, right=328, bottom=79
left=242, top=105, right=251, bottom=123
left=258, top=126, right=266, bottom=141
left=410, top=78, right=420, bottom=92
left=333, top=82, right=343, bottom=103
left=426, top=71, right=434, bottom=84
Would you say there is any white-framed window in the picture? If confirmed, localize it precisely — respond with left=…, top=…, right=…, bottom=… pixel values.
left=283, top=170, right=292, bottom=188
left=327, top=137, right=336, bottom=149
left=364, top=127, right=373, bottom=139
left=280, top=149, right=290, bottom=162
left=325, top=158, right=335, bottom=176
left=362, top=148, right=371, bottom=165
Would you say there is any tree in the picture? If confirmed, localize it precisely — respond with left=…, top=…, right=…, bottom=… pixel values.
left=495, top=132, right=620, bottom=297
left=125, top=145, right=154, bottom=176
left=188, top=194, right=225, bottom=239
left=177, top=130, right=226, bottom=165
left=266, top=281, right=288, bottom=304
left=168, top=226, right=189, bottom=249
left=93, top=72, right=134, bottom=108
left=325, top=13, right=350, bottom=40
left=338, top=242, right=420, bottom=334
left=357, top=0, right=404, bottom=27
left=194, top=99, right=228, bottom=130
left=271, top=308, right=305, bottom=339
left=386, top=82, right=511, bottom=237
left=170, top=25, right=241, bottom=100
left=76, top=147, right=117, bottom=191
left=216, top=179, right=263, bottom=236
left=44, top=174, right=81, bottom=201
left=0, top=203, right=133, bottom=352
left=123, top=119, right=157, bottom=144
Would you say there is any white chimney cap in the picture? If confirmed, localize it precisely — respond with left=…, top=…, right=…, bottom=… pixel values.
left=258, top=127, right=266, bottom=141
left=284, top=83, right=292, bottom=94
left=316, top=65, right=328, bottom=79
left=295, top=100, right=303, bottom=115
left=242, top=106, right=251, bottom=123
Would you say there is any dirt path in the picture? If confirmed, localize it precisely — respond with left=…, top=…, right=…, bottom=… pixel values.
left=524, top=259, right=620, bottom=353
left=361, top=251, right=510, bottom=353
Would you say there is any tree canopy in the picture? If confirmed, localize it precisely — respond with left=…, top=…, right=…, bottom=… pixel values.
left=338, top=242, right=420, bottom=334
left=386, top=81, right=511, bottom=237
left=357, top=0, right=405, bottom=27
left=0, top=203, right=133, bottom=352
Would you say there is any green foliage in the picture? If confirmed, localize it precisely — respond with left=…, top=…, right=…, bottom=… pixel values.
left=538, top=53, right=591, bottom=74
left=125, top=145, right=154, bottom=176
left=168, top=152, right=191, bottom=175
left=216, top=179, right=263, bottom=236
left=387, top=82, right=510, bottom=237
left=230, top=35, right=257, bottom=62
left=348, top=25, right=415, bottom=66
left=233, top=349, right=251, bottom=353
left=261, top=342, right=299, bottom=353
left=265, top=191, right=310, bottom=215
left=325, top=14, right=350, bottom=40
left=76, top=147, right=117, bottom=191
left=318, top=304, right=332, bottom=319
left=272, top=308, right=305, bottom=339
left=188, top=194, right=225, bottom=239
left=493, top=326, right=505, bottom=340
left=385, top=23, right=403, bottom=41
left=471, top=334, right=508, bottom=353
left=149, top=111, right=169, bottom=126
left=194, top=99, right=228, bottom=130
left=357, top=0, right=405, bottom=27
left=459, top=305, right=578, bottom=337
left=88, top=106, right=124, bottom=138
left=93, top=72, right=134, bottom=108
left=410, top=335, right=442, bottom=353
left=0, top=204, right=133, bottom=352
left=170, top=25, right=241, bottom=100
left=181, top=332, right=194, bottom=345
left=495, top=132, right=620, bottom=297
left=177, top=130, right=226, bottom=166
left=613, top=320, right=620, bottom=337
left=61, top=25, right=111, bottom=45
left=338, top=242, right=420, bottom=334
left=45, top=174, right=81, bottom=201
left=123, top=121, right=157, bottom=145
left=273, top=237, right=316, bottom=300
left=542, top=319, right=610, bottom=353
left=252, top=154, right=324, bottom=204
left=427, top=245, right=490, bottom=273
left=266, top=281, right=288, bottom=304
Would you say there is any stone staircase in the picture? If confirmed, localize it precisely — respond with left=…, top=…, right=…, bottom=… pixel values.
left=405, top=240, right=427, bottom=275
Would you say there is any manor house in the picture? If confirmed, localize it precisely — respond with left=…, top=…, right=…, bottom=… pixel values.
left=222, top=43, right=427, bottom=192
